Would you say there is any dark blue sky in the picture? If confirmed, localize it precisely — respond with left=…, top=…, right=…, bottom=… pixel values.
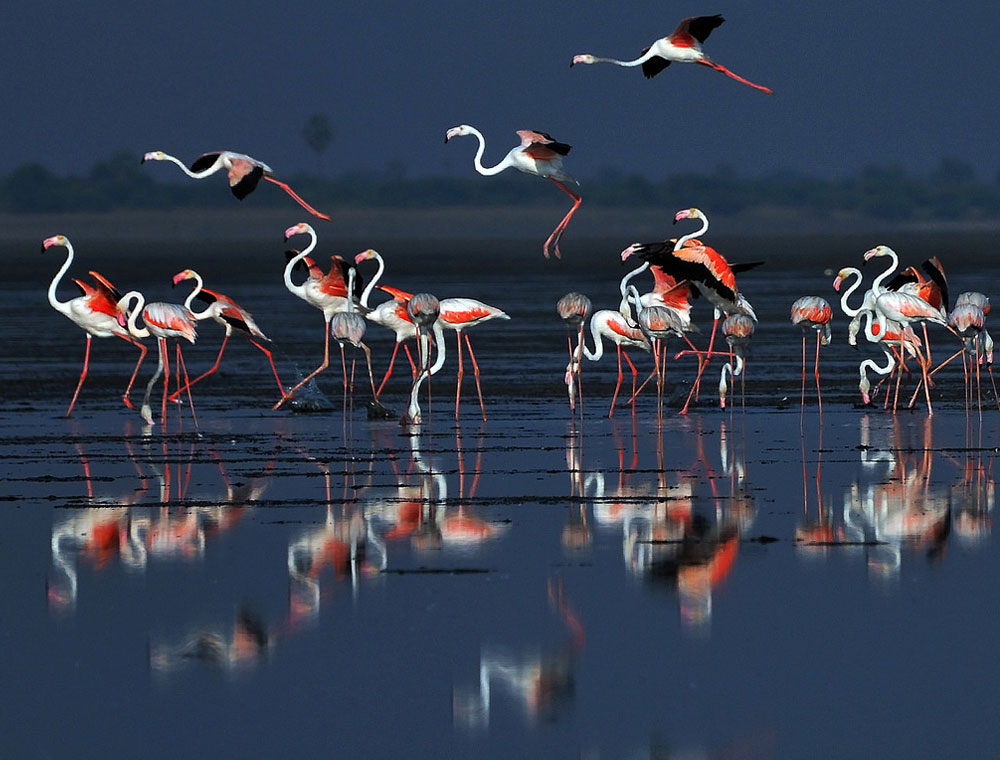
left=8, top=1, right=999, bottom=181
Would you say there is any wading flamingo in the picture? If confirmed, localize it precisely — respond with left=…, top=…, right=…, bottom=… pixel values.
left=790, top=296, right=833, bottom=412
left=445, top=125, right=581, bottom=259
left=275, top=223, right=363, bottom=409
left=141, top=150, right=331, bottom=220
left=570, top=15, right=773, bottom=94
left=437, top=297, right=510, bottom=421
left=170, top=269, right=284, bottom=399
left=402, top=293, right=443, bottom=425
left=116, top=291, right=198, bottom=426
left=718, top=314, right=755, bottom=410
left=328, top=267, right=385, bottom=413
left=572, top=308, right=651, bottom=418
left=557, top=292, right=593, bottom=412
left=42, top=235, right=147, bottom=416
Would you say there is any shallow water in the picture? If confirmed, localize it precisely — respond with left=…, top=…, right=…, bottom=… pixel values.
left=2, top=229, right=998, bottom=758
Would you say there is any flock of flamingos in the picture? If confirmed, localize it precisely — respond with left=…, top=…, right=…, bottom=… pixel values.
left=39, top=15, right=996, bottom=427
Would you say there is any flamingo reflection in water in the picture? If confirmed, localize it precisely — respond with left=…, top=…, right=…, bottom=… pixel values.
left=453, top=579, right=584, bottom=730
left=149, top=607, right=273, bottom=676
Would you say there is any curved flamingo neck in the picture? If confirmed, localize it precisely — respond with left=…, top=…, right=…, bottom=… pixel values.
left=283, top=228, right=318, bottom=296
left=181, top=272, right=206, bottom=314
left=465, top=127, right=509, bottom=176
left=582, top=317, right=605, bottom=361
left=838, top=268, right=864, bottom=317
left=121, top=291, right=150, bottom=339
left=159, top=152, right=215, bottom=179
left=47, top=241, right=75, bottom=315
left=428, top=322, right=447, bottom=375
left=345, top=269, right=357, bottom=314
left=359, top=254, right=383, bottom=308
left=619, top=262, right=650, bottom=316
left=673, top=214, right=709, bottom=252
left=869, top=249, right=898, bottom=296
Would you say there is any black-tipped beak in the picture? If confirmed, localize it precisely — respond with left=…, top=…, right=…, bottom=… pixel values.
left=140, top=156, right=147, bottom=164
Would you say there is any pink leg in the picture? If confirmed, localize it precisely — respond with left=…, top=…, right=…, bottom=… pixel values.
left=454, top=331, right=464, bottom=419
left=814, top=332, right=823, bottom=414
left=119, top=335, right=148, bottom=410
left=621, top=350, right=639, bottom=418
left=249, top=339, right=285, bottom=396
left=542, top=179, right=582, bottom=260
left=66, top=335, right=93, bottom=417
left=175, top=344, right=198, bottom=429
left=169, top=333, right=230, bottom=401
left=160, top=338, right=171, bottom=425
left=377, top=341, right=402, bottom=398
left=681, top=315, right=719, bottom=414
left=800, top=335, right=807, bottom=411
left=274, top=318, right=331, bottom=409
left=609, top=343, right=624, bottom=418
left=464, top=334, right=487, bottom=422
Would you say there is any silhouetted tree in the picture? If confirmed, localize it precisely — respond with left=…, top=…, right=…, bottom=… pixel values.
left=302, top=113, right=335, bottom=174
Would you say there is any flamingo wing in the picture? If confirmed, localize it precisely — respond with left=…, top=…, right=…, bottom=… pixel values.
left=189, top=152, right=225, bottom=173
left=673, top=15, right=724, bottom=45
left=920, top=256, right=949, bottom=311
left=378, top=284, right=415, bottom=302
left=517, top=130, right=572, bottom=156
left=229, top=162, right=265, bottom=200
left=641, top=50, right=671, bottom=79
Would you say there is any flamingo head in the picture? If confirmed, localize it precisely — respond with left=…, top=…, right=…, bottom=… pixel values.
left=445, top=125, right=473, bottom=143
left=863, top=244, right=895, bottom=263
left=859, top=374, right=871, bottom=405
left=41, top=234, right=68, bottom=252
left=141, top=151, right=166, bottom=164
left=832, top=268, right=853, bottom=291
left=172, top=269, right=196, bottom=287
left=284, top=222, right=312, bottom=241
left=620, top=243, right=640, bottom=262
left=570, top=54, right=595, bottom=67
left=354, top=249, right=378, bottom=266
left=674, top=208, right=703, bottom=224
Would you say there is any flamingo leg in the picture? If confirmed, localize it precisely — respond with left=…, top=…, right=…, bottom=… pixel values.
left=621, top=350, right=639, bottom=418
left=360, top=342, right=378, bottom=401
left=141, top=338, right=165, bottom=425
left=696, top=58, right=774, bottom=94
left=119, top=335, right=148, bottom=410
left=169, top=332, right=230, bottom=402
left=454, top=330, right=464, bottom=419
left=609, top=343, right=624, bottom=418
left=160, top=338, right=171, bottom=425
left=542, top=179, right=582, bottom=260
left=377, top=341, right=402, bottom=398
left=248, top=338, right=285, bottom=396
left=175, top=344, right=198, bottom=430
left=464, top=333, right=487, bottom=422
left=814, top=331, right=823, bottom=414
left=66, top=335, right=93, bottom=417
left=274, top=317, right=331, bottom=409
left=800, top=334, right=807, bottom=412
left=681, top=315, right=719, bottom=415
left=262, top=175, right=332, bottom=221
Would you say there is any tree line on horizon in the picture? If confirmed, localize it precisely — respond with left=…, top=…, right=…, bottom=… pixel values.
left=2, top=150, right=998, bottom=222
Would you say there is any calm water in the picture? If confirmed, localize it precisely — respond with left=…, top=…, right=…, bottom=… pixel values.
left=2, top=226, right=998, bottom=758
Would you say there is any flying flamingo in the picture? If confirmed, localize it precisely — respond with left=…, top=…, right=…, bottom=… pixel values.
left=718, top=314, right=755, bottom=410
left=445, top=125, right=581, bottom=259
left=557, top=292, right=593, bottom=412
left=790, top=296, right=833, bottom=413
left=116, top=291, right=198, bottom=426
left=622, top=208, right=757, bottom=414
left=572, top=308, right=651, bottom=418
left=437, top=297, right=510, bottom=421
left=169, top=269, right=284, bottom=400
left=354, top=250, right=419, bottom=397
left=42, top=235, right=147, bottom=416
left=141, top=150, right=331, bottom=221
left=275, top=223, right=363, bottom=409
left=570, top=15, right=773, bottom=94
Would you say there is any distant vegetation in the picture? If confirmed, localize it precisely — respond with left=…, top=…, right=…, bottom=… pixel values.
left=2, top=151, right=999, bottom=221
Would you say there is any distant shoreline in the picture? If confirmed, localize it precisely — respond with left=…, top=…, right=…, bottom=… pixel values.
left=4, top=206, right=1000, bottom=244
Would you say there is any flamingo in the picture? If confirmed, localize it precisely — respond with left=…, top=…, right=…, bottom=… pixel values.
left=275, top=223, right=363, bottom=409
left=444, top=125, right=581, bottom=259
left=436, top=298, right=510, bottom=421
left=329, top=267, right=382, bottom=410
left=570, top=15, right=773, bottom=94
left=402, top=293, right=443, bottom=425
left=572, top=308, right=651, bottom=418
left=42, top=235, right=148, bottom=416
left=141, top=150, right=331, bottom=221
left=116, top=291, right=198, bottom=426
left=169, top=269, right=285, bottom=400
left=945, top=303, right=987, bottom=415
left=790, top=296, right=833, bottom=412
left=622, top=208, right=757, bottom=413
left=628, top=285, right=685, bottom=413
left=354, top=250, right=418, bottom=397
left=557, top=292, right=593, bottom=411
left=718, top=314, right=755, bottom=410
left=870, top=289, right=952, bottom=415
